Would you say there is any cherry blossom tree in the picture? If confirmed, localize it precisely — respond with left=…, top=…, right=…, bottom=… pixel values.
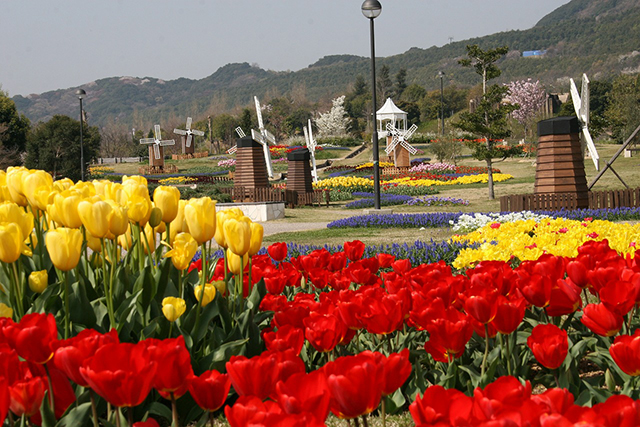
left=505, top=79, right=547, bottom=139
left=315, top=96, right=348, bottom=137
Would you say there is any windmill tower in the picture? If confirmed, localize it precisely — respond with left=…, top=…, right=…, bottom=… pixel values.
left=385, top=123, right=418, bottom=168
left=173, top=117, right=205, bottom=156
left=139, top=125, right=175, bottom=170
left=250, top=96, right=276, bottom=179
left=570, top=74, right=599, bottom=171
left=303, top=119, right=318, bottom=183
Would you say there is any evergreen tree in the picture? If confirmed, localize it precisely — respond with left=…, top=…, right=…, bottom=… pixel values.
left=0, top=90, right=30, bottom=165
left=377, top=65, right=393, bottom=101
left=395, top=68, right=408, bottom=99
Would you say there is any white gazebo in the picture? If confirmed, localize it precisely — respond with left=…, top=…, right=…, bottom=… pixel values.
left=376, top=98, right=407, bottom=138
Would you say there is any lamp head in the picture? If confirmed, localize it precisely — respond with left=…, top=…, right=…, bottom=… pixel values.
left=438, top=71, right=445, bottom=78
left=361, top=0, right=382, bottom=19
left=76, top=89, right=86, bottom=100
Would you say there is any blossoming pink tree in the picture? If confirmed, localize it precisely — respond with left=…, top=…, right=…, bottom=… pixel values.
left=505, top=79, right=547, bottom=140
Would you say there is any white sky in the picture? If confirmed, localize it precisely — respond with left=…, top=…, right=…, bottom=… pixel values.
left=1, top=0, right=570, bottom=97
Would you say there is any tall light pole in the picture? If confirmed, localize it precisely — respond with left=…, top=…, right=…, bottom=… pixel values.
left=76, top=89, right=86, bottom=181
left=438, top=71, right=445, bottom=136
left=362, top=0, right=382, bottom=210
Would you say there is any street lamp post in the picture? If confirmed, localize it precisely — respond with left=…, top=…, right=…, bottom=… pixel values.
left=362, top=0, right=382, bottom=210
left=76, top=89, right=86, bottom=181
left=438, top=71, right=445, bottom=136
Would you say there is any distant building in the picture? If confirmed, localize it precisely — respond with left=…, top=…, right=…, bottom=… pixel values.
left=522, top=50, right=547, bottom=57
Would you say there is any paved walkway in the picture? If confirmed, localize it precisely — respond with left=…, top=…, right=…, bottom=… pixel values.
left=260, top=221, right=330, bottom=236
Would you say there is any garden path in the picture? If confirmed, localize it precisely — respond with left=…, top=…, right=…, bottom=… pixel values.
left=259, top=221, right=329, bottom=236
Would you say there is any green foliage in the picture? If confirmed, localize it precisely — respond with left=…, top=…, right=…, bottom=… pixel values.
left=605, top=74, right=640, bottom=142
left=25, top=115, right=100, bottom=181
left=316, top=136, right=362, bottom=147
left=178, top=183, right=233, bottom=203
left=429, top=137, right=464, bottom=163
left=0, top=90, right=30, bottom=166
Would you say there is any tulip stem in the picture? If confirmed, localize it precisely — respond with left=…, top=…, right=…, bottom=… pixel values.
left=170, top=391, right=179, bottom=427
left=194, top=243, right=208, bottom=334
left=63, top=271, right=71, bottom=339
left=90, top=390, right=99, bottom=427
left=10, top=263, right=24, bottom=319
left=481, top=324, right=490, bottom=378
left=101, top=238, right=116, bottom=330
left=43, top=363, right=56, bottom=413
left=382, top=398, right=387, bottom=427
left=209, top=412, right=214, bottom=427
left=128, top=408, right=133, bottom=427
left=362, top=415, right=369, bottom=427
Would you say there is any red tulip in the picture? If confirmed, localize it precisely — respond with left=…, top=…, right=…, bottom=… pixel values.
left=530, top=387, right=575, bottom=415
left=8, top=361, right=46, bottom=417
left=375, top=349, right=411, bottom=396
left=146, top=336, right=194, bottom=399
left=4, top=313, right=58, bottom=364
left=600, top=279, right=638, bottom=317
left=527, top=324, right=568, bottom=370
left=409, top=385, right=472, bottom=426
left=80, top=342, right=157, bottom=408
left=463, top=287, right=499, bottom=325
left=303, top=313, right=347, bottom=353
left=392, top=259, right=412, bottom=275
left=516, top=271, right=552, bottom=308
left=425, top=308, right=473, bottom=362
left=343, top=240, right=365, bottom=262
left=592, top=394, right=640, bottom=427
left=226, top=350, right=305, bottom=401
left=53, top=328, right=119, bottom=387
left=327, top=252, right=347, bottom=272
left=275, top=370, right=330, bottom=421
left=377, top=253, right=395, bottom=269
left=263, top=325, right=305, bottom=355
left=225, top=395, right=324, bottom=427
left=30, top=365, right=76, bottom=425
left=133, top=418, right=160, bottom=427
left=358, top=288, right=409, bottom=335
left=188, top=370, right=231, bottom=412
left=324, top=352, right=382, bottom=419
left=0, top=378, right=8, bottom=426
left=609, top=329, right=640, bottom=376
left=491, top=295, right=526, bottom=335
left=467, top=261, right=518, bottom=296
left=267, top=242, right=288, bottom=262
left=581, top=303, right=623, bottom=337
left=546, top=278, right=582, bottom=317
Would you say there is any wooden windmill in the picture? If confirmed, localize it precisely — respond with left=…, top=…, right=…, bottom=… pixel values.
left=570, top=73, right=599, bottom=171
left=385, top=122, right=418, bottom=168
left=173, top=117, right=205, bottom=156
left=250, top=96, right=276, bottom=179
left=303, top=119, right=318, bottom=183
left=139, top=125, right=175, bottom=171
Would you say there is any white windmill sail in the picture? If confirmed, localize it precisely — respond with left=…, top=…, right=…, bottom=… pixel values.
left=251, top=96, right=275, bottom=178
left=174, top=117, right=205, bottom=149
left=570, top=74, right=599, bottom=170
left=385, top=123, right=418, bottom=155
left=227, top=127, right=245, bottom=154
left=303, top=119, right=318, bottom=183
left=139, top=124, right=175, bottom=160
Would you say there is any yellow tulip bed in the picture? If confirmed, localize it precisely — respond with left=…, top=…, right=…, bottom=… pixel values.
left=383, top=173, right=514, bottom=187
left=451, top=217, right=640, bottom=269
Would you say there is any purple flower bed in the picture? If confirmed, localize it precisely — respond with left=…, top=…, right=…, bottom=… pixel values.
left=328, top=212, right=464, bottom=229
left=345, top=193, right=413, bottom=209
left=405, top=196, right=469, bottom=207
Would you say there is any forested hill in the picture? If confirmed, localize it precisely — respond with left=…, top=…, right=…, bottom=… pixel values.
left=12, top=0, right=640, bottom=128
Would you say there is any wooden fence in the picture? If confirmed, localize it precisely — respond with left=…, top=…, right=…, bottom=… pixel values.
left=220, top=187, right=330, bottom=208
left=500, top=188, right=640, bottom=212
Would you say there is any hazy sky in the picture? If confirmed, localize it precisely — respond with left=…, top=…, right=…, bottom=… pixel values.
left=2, top=0, right=570, bottom=97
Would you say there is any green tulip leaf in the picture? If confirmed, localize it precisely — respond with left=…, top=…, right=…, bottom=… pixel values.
left=39, top=391, right=57, bottom=427
left=70, top=282, right=97, bottom=328
left=55, top=402, right=92, bottom=427
left=149, top=402, right=173, bottom=424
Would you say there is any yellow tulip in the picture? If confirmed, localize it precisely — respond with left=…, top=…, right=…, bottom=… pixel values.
left=122, top=175, right=148, bottom=188
left=0, top=202, right=34, bottom=242
left=153, top=186, right=181, bottom=223
left=0, top=185, right=11, bottom=203
left=53, top=190, right=83, bottom=229
left=166, top=200, right=188, bottom=245
left=28, top=270, right=48, bottom=293
left=106, top=200, right=128, bottom=237
left=184, top=197, right=216, bottom=244
left=0, top=222, right=29, bottom=263
left=125, top=185, right=152, bottom=226
left=53, top=178, right=74, bottom=192
left=212, top=280, right=227, bottom=295
left=223, top=218, right=251, bottom=256
left=140, top=223, right=156, bottom=255
left=45, top=228, right=83, bottom=271
left=78, top=200, right=112, bottom=238
left=226, top=249, right=249, bottom=275
left=102, top=182, right=126, bottom=205
left=148, top=206, right=163, bottom=228
left=72, top=181, right=96, bottom=199
left=86, top=234, right=102, bottom=253
left=164, top=232, right=198, bottom=270
left=0, top=303, right=13, bottom=319
left=248, top=222, right=264, bottom=256
left=6, top=167, right=28, bottom=206
left=194, top=283, right=216, bottom=307
left=162, top=297, right=186, bottom=322
left=214, top=209, right=242, bottom=249
left=22, top=170, right=53, bottom=211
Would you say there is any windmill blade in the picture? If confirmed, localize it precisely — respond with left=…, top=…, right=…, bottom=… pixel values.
left=404, top=124, right=418, bottom=140
left=174, top=128, right=188, bottom=135
left=235, top=127, right=246, bottom=138
left=303, top=126, right=310, bottom=145
left=386, top=137, right=400, bottom=154
left=140, top=138, right=155, bottom=145
left=401, top=140, right=419, bottom=155
left=186, top=134, right=192, bottom=148
left=227, top=145, right=238, bottom=154
left=153, top=144, right=161, bottom=160
left=580, top=74, right=590, bottom=125
left=160, top=139, right=175, bottom=147
left=251, top=129, right=263, bottom=144
left=582, top=127, right=600, bottom=170
left=254, top=96, right=264, bottom=129
left=262, top=143, right=274, bottom=179
left=154, top=125, right=161, bottom=141
left=186, top=117, right=192, bottom=130
left=263, top=129, right=276, bottom=145
left=307, top=119, right=315, bottom=141
left=192, top=129, right=205, bottom=137
left=569, top=78, right=582, bottom=119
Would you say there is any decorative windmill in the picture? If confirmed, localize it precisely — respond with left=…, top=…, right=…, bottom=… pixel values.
left=173, top=117, right=205, bottom=155
left=570, top=74, right=600, bottom=170
left=303, top=119, right=318, bottom=183
left=385, top=122, right=418, bottom=168
left=227, top=127, right=245, bottom=154
left=250, top=96, right=276, bottom=179
left=139, top=125, right=175, bottom=169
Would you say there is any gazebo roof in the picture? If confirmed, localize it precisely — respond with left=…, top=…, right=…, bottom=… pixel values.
left=377, top=98, right=406, bottom=117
